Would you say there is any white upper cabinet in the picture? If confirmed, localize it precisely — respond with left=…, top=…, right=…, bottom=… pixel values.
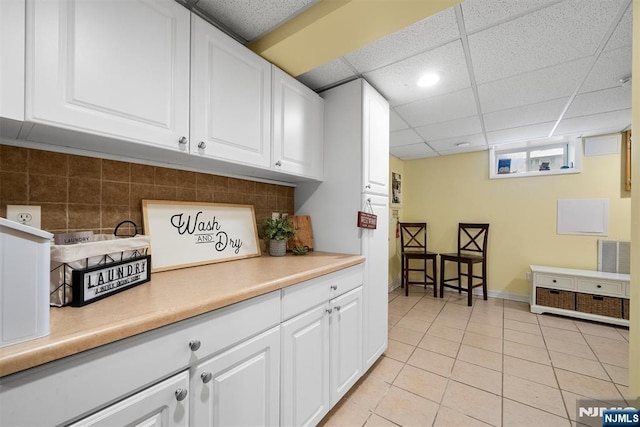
left=26, top=0, right=190, bottom=150
left=362, top=82, right=389, bottom=195
left=272, top=66, right=323, bottom=180
left=191, top=14, right=271, bottom=168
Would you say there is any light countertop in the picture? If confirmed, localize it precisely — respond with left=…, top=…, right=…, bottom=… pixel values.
left=0, top=252, right=364, bottom=377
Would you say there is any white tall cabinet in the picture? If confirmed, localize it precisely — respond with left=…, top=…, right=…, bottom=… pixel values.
left=296, top=78, right=389, bottom=372
left=26, top=0, right=191, bottom=150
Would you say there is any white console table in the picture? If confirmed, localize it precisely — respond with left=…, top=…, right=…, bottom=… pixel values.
left=530, top=265, right=630, bottom=327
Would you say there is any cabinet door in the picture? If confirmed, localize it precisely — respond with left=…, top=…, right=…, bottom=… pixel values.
left=361, top=194, right=389, bottom=371
left=329, top=286, right=363, bottom=405
left=272, top=66, right=323, bottom=179
left=191, top=14, right=271, bottom=167
left=191, top=326, right=280, bottom=427
left=27, top=0, right=190, bottom=150
left=281, top=304, right=331, bottom=427
left=362, top=81, right=389, bottom=195
left=69, top=371, right=189, bottom=427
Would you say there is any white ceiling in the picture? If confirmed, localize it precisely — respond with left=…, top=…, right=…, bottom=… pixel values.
left=185, top=0, right=633, bottom=160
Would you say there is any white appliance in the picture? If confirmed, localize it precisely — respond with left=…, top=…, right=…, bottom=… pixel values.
left=296, top=78, right=389, bottom=371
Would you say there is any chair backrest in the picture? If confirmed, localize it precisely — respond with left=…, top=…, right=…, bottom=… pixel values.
left=400, top=222, right=427, bottom=253
left=457, top=223, right=489, bottom=257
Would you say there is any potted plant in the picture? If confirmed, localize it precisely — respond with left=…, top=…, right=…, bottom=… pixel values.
left=262, top=214, right=296, bottom=256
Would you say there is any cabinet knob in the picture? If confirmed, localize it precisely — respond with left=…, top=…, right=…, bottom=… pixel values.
left=334, top=305, right=341, bottom=312
left=175, top=388, right=188, bottom=402
left=325, top=308, right=333, bottom=314
left=365, top=184, right=371, bottom=189
left=197, top=141, right=207, bottom=150
left=330, top=284, right=338, bottom=291
left=189, top=340, right=201, bottom=351
left=178, top=136, right=188, bottom=146
left=597, top=284, right=602, bottom=288
left=275, top=160, right=282, bottom=167
left=552, top=279, right=557, bottom=283
left=201, top=372, right=213, bottom=383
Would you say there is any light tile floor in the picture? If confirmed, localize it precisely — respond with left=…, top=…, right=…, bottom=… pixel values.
left=319, top=287, right=632, bottom=427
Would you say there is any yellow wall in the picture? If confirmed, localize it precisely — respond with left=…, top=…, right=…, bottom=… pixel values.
left=402, top=148, right=631, bottom=298
left=388, top=155, right=404, bottom=288
left=628, top=0, right=639, bottom=406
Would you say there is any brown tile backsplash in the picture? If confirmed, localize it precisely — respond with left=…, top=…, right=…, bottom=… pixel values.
left=0, top=146, right=294, bottom=235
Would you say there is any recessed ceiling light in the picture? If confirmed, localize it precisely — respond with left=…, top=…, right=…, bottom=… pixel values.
left=417, top=73, right=440, bottom=88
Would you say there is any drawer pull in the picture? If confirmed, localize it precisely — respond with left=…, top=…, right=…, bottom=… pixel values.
left=334, top=305, right=341, bottom=312
left=325, top=308, right=333, bottom=314
left=550, top=290, right=560, bottom=294
left=330, top=284, right=338, bottom=291
left=175, top=388, right=188, bottom=402
left=201, top=372, right=213, bottom=383
left=596, top=285, right=602, bottom=288
left=552, top=279, right=557, bottom=283
left=189, top=340, right=201, bottom=351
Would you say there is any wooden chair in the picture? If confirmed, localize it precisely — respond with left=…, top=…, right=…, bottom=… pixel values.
left=400, top=222, right=438, bottom=297
left=439, top=223, right=489, bottom=306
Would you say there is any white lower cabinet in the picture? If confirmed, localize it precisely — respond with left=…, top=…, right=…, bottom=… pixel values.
left=191, top=326, right=280, bottom=427
left=281, top=286, right=363, bottom=427
left=69, top=370, right=190, bottom=427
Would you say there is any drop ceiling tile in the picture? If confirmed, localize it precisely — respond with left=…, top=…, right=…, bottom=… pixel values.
left=468, top=0, right=623, bottom=84
left=364, top=40, right=470, bottom=106
left=390, top=129, right=424, bottom=148
left=345, top=7, right=459, bottom=73
left=565, top=86, right=632, bottom=119
left=553, top=109, right=631, bottom=136
left=483, top=98, right=567, bottom=132
left=486, top=122, right=555, bottom=145
left=390, top=110, right=409, bottom=132
left=296, top=58, right=356, bottom=91
left=461, top=0, right=560, bottom=33
left=428, top=133, right=487, bottom=152
left=395, top=88, right=477, bottom=128
left=603, top=2, right=633, bottom=51
left=415, top=115, right=482, bottom=141
left=580, top=47, right=632, bottom=93
left=195, top=0, right=319, bottom=42
left=437, top=144, right=489, bottom=157
left=476, top=57, right=591, bottom=113
left=390, top=143, right=437, bottom=160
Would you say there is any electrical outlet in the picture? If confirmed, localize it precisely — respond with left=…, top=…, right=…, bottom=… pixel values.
left=6, top=205, right=42, bottom=229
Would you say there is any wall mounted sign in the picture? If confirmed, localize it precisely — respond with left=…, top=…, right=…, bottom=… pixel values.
left=142, top=200, right=261, bottom=272
left=71, top=255, right=151, bottom=306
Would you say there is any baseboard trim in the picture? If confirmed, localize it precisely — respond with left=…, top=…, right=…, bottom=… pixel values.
left=390, top=280, right=529, bottom=303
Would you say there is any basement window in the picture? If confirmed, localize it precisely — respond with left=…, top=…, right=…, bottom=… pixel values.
left=489, top=139, right=582, bottom=179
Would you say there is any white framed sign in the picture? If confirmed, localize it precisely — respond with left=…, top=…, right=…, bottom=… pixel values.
left=142, top=200, right=261, bottom=272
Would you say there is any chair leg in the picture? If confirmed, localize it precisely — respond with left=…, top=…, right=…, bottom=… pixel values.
left=482, top=260, right=488, bottom=300
left=400, top=255, right=404, bottom=289
left=432, top=258, right=437, bottom=298
left=423, top=259, right=427, bottom=290
left=439, top=258, right=445, bottom=298
left=457, top=261, right=462, bottom=294
left=467, top=261, right=473, bottom=306
left=404, top=258, right=409, bottom=297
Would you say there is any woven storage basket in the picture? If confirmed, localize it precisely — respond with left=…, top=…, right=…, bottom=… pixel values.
left=623, top=299, right=630, bottom=320
left=536, top=287, right=575, bottom=310
left=576, top=293, right=622, bottom=318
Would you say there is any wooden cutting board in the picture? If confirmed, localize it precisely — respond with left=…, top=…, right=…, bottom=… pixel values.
left=287, top=215, right=314, bottom=251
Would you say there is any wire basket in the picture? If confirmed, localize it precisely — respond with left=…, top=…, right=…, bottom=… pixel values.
left=50, top=221, right=150, bottom=307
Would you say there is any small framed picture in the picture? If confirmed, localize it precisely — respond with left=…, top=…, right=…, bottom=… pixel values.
left=391, top=171, right=402, bottom=207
